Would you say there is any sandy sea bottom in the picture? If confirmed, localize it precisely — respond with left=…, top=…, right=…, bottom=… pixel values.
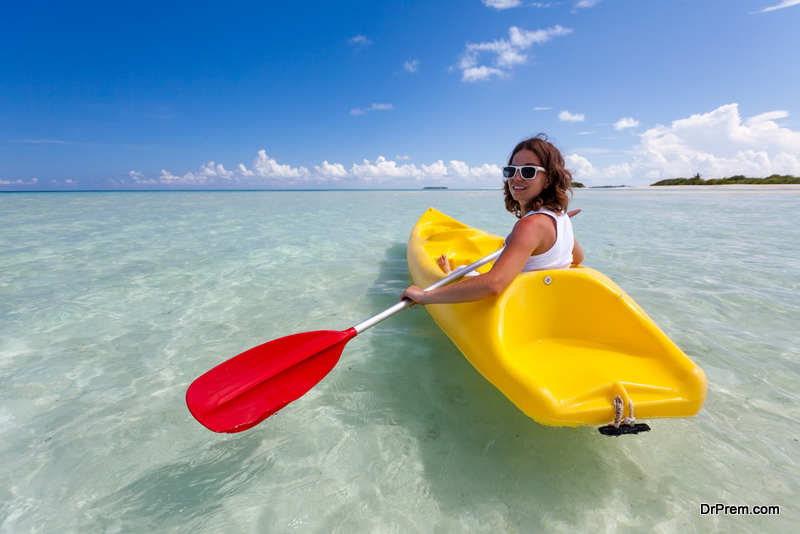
left=0, top=189, right=798, bottom=533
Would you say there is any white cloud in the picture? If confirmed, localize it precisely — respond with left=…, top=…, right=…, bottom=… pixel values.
left=129, top=170, right=158, bottom=184
left=346, top=157, right=502, bottom=186
left=447, top=161, right=503, bottom=182
left=404, top=59, right=419, bottom=73
left=120, top=153, right=504, bottom=190
left=756, top=0, right=800, bottom=13
left=575, top=0, right=602, bottom=8
left=348, top=35, right=372, bottom=47
left=482, top=0, right=522, bottom=9
left=457, top=25, right=572, bottom=82
left=314, top=161, right=348, bottom=178
left=349, top=156, right=423, bottom=181
left=567, top=103, right=800, bottom=185
left=250, top=150, right=310, bottom=179
left=559, top=110, right=585, bottom=122
left=534, top=106, right=551, bottom=111
left=151, top=161, right=236, bottom=185
left=198, top=161, right=235, bottom=180
left=0, top=177, right=40, bottom=185
left=462, top=65, right=507, bottom=82
left=614, top=117, right=640, bottom=130
left=159, top=170, right=201, bottom=184
left=350, top=103, right=394, bottom=115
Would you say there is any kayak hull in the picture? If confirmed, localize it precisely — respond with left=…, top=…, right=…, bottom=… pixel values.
left=408, top=208, right=707, bottom=427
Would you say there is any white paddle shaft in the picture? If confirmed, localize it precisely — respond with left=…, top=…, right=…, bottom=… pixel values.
left=351, top=248, right=504, bottom=334
left=351, top=208, right=579, bottom=335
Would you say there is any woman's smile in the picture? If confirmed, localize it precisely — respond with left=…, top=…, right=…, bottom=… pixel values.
left=510, top=182, right=528, bottom=194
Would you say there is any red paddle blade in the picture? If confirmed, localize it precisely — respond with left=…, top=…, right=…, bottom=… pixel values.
left=186, top=328, right=357, bottom=433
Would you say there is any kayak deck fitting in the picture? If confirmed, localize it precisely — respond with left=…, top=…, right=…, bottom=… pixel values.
left=407, top=208, right=707, bottom=429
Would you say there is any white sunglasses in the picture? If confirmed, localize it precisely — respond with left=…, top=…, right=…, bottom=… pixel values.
left=502, top=165, right=546, bottom=182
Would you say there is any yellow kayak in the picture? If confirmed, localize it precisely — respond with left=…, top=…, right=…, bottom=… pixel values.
left=407, top=208, right=707, bottom=427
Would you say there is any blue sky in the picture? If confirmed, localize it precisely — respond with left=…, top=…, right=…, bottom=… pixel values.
left=2, top=0, right=799, bottom=190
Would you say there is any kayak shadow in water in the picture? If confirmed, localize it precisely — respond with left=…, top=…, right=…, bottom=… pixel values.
left=343, top=242, right=666, bottom=529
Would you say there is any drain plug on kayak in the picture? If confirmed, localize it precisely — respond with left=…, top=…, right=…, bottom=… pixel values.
left=544, top=276, right=552, bottom=285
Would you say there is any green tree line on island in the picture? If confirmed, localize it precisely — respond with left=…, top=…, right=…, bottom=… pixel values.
left=651, top=173, right=799, bottom=186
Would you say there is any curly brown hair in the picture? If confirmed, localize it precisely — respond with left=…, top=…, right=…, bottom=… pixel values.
left=503, top=133, right=573, bottom=218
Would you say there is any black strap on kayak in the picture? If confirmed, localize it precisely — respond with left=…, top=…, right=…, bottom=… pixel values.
left=599, top=423, right=651, bottom=436
left=598, top=395, right=651, bottom=437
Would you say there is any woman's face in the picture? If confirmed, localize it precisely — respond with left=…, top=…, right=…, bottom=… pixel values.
left=508, top=149, right=549, bottom=209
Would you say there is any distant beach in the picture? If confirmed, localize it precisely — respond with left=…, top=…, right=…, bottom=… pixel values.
left=586, top=183, right=800, bottom=192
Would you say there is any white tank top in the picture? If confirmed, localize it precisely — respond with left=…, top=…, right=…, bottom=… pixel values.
left=508, top=209, right=574, bottom=272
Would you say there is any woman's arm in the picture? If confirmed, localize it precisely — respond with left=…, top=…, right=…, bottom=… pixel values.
left=571, top=238, right=584, bottom=266
left=401, top=215, right=550, bottom=305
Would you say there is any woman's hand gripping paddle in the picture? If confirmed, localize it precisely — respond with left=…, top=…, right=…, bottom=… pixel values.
left=186, top=209, right=580, bottom=433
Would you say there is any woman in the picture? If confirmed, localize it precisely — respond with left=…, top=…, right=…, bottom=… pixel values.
left=401, top=134, right=583, bottom=305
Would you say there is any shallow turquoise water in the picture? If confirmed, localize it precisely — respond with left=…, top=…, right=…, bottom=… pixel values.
left=1, top=189, right=798, bottom=533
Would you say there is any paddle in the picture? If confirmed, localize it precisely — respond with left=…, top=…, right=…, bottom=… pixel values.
left=186, top=209, right=581, bottom=433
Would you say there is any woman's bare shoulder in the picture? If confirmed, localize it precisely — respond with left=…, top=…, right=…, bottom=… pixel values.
left=515, top=212, right=555, bottom=232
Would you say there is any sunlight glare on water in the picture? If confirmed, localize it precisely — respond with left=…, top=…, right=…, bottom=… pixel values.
left=1, top=188, right=798, bottom=532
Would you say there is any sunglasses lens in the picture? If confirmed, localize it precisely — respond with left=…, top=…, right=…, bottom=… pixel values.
left=502, top=167, right=516, bottom=180
left=520, top=167, right=537, bottom=179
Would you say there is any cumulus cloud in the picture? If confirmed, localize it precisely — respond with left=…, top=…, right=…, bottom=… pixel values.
left=144, top=161, right=237, bottom=185
left=158, top=170, right=200, bottom=184
left=482, top=0, right=522, bottom=9
left=350, top=103, right=394, bottom=115
left=321, top=157, right=501, bottom=187
left=756, top=0, right=800, bottom=13
left=128, top=170, right=157, bottom=185
left=567, top=103, right=800, bottom=185
left=197, top=161, right=235, bottom=180
left=314, top=161, right=348, bottom=178
left=404, top=60, right=419, bottom=73
left=123, top=153, right=504, bottom=190
left=457, top=25, right=572, bottom=82
left=613, top=117, right=640, bottom=130
left=249, top=151, right=310, bottom=180
left=559, top=110, right=585, bottom=122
